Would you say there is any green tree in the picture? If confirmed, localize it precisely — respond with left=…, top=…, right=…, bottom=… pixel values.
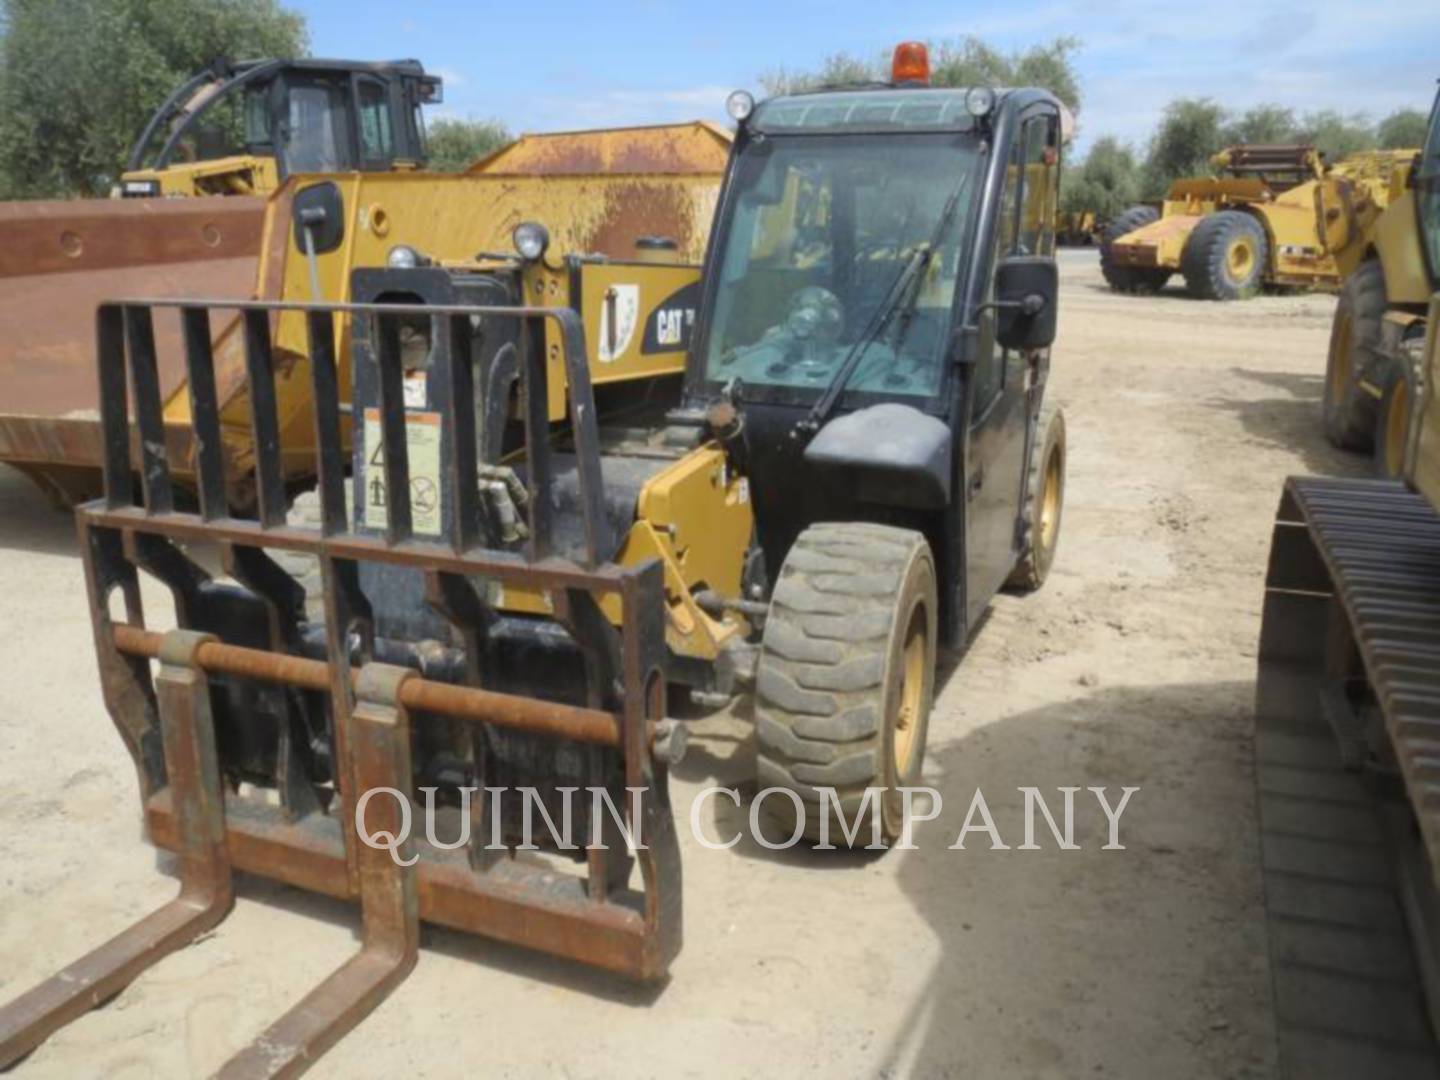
left=1376, top=107, right=1430, bottom=150
left=760, top=52, right=875, bottom=97
left=1142, top=98, right=1226, bottom=196
left=1061, top=136, right=1140, bottom=219
left=425, top=117, right=512, bottom=173
left=1295, top=109, right=1376, bottom=162
left=931, top=36, right=1081, bottom=114
left=1222, top=103, right=1297, bottom=145
left=0, top=0, right=307, bottom=198
left=760, top=36, right=1082, bottom=116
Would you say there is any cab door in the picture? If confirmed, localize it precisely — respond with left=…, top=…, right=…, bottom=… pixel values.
left=964, top=109, right=1058, bottom=625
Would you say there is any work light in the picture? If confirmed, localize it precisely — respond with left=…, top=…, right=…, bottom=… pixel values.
left=726, top=90, right=755, bottom=122
left=513, top=221, right=550, bottom=262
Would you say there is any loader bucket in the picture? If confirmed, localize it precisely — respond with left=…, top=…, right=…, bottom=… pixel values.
left=0, top=197, right=263, bottom=503
left=0, top=296, right=681, bottom=1074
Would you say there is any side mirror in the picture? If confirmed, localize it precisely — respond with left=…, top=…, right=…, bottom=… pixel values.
left=994, top=255, right=1058, bottom=351
left=291, top=181, right=345, bottom=255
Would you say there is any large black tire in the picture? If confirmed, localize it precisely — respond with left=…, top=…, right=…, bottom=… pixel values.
left=1373, top=359, right=1417, bottom=479
left=1099, top=205, right=1172, bottom=293
left=1324, top=259, right=1386, bottom=451
left=1007, top=404, right=1066, bottom=592
left=1179, top=210, right=1268, bottom=300
left=754, top=523, right=938, bottom=846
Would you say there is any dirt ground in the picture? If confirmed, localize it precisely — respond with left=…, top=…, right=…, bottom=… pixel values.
left=0, top=250, right=1369, bottom=1078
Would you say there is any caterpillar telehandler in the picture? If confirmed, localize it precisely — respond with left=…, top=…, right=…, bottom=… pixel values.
left=0, top=43, right=1067, bottom=1075
left=1256, top=83, right=1440, bottom=1045
left=1102, top=144, right=1415, bottom=300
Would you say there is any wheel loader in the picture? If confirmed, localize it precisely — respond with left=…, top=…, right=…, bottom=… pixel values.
left=1101, top=144, right=1415, bottom=300
left=1256, top=88, right=1440, bottom=1045
left=0, top=121, right=729, bottom=506
left=0, top=43, right=1068, bottom=1074
left=1323, top=95, right=1439, bottom=477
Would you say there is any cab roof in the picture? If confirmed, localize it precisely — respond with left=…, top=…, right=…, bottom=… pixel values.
left=752, top=86, right=1057, bottom=135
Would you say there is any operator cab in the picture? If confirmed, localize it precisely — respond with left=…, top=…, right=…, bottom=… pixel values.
left=688, top=45, right=1065, bottom=640
left=120, top=58, right=441, bottom=196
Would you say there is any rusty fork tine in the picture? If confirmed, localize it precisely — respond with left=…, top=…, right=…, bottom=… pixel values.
left=218, top=663, right=419, bottom=1080
left=0, top=630, right=233, bottom=1068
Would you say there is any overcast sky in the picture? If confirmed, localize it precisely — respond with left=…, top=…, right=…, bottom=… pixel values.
left=299, top=0, right=1438, bottom=155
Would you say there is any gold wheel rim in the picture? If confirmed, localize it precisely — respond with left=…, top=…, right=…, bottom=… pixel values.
left=1226, top=238, right=1254, bottom=279
left=1330, top=312, right=1353, bottom=403
left=1040, top=444, right=1061, bottom=551
left=893, top=608, right=926, bottom=777
left=1385, top=378, right=1410, bottom=477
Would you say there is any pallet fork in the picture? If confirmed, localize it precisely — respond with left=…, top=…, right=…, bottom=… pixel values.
left=0, top=298, right=682, bottom=1075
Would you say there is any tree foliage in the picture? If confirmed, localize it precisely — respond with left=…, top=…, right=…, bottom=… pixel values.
left=1294, top=109, right=1376, bottom=162
left=424, top=117, right=512, bottom=173
left=1375, top=107, right=1429, bottom=150
left=1222, top=104, right=1296, bottom=145
left=1141, top=98, right=1226, bottom=196
left=760, top=36, right=1082, bottom=115
left=760, top=52, right=875, bottom=97
left=0, top=0, right=307, bottom=198
left=1061, top=136, right=1140, bottom=219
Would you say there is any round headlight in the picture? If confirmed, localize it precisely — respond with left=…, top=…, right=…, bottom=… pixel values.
left=726, top=89, right=755, bottom=123
left=965, top=86, right=996, bottom=118
left=513, top=221, right=550, bottom=262
left=386, top=244, right=421, bottom=269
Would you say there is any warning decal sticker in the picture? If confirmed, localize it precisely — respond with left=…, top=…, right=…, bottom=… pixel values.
left=362, top=409, right=443, bottom=536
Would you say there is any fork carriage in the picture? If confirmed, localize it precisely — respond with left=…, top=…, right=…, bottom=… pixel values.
left=0, top=296, right=681, bottom=1076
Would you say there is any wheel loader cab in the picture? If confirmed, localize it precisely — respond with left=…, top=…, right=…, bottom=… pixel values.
left=687, top=81, right=1064, bottom=642
left=119, top=58, right=440, bottom=197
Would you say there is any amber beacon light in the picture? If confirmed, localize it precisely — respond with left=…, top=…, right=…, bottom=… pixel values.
left=891, top=41, right=930, bottom=85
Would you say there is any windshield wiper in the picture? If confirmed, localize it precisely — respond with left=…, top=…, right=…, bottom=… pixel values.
left=797, top=174, right=970, bottom=435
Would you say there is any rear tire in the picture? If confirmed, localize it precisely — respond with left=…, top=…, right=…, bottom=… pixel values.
left=754, top=523, right=937, bottom=846
left=1325, top=259, right=1386, bottom=451
left=1007, top=404, right=1066, bottom=592
left=1180, top=210, right=1268, bottom=300
left=1100, top=205, right=1171, bottom=293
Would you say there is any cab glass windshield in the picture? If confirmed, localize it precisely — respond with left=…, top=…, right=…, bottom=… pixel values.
left=701, top=133, right=980, bottom=402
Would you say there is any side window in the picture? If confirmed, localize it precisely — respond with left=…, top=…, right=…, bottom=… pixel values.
left=283, top=82, right=352, bottom=173
left=1018, top=115, right=1058, bottom=257
left=358, top=80, right=395, bottom=164
left=972, top=137, right=1024, bottom=417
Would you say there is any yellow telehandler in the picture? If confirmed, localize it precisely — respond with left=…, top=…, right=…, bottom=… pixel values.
left=0, top=44, right=1068, bottom=1074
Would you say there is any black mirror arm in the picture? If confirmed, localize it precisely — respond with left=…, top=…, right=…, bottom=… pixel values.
left=973, top=292, right=1047, bottom=318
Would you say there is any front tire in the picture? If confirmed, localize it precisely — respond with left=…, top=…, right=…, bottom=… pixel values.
left=1100, top=205, right=1172, bottom=294
left=754, top=523, right=937, bottom=846
left=1180, top=210, right=1268, bottom=300
left=1325, top=259, right=1386, bottom=451
left=1374, top=360, right=1417, bottom=479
